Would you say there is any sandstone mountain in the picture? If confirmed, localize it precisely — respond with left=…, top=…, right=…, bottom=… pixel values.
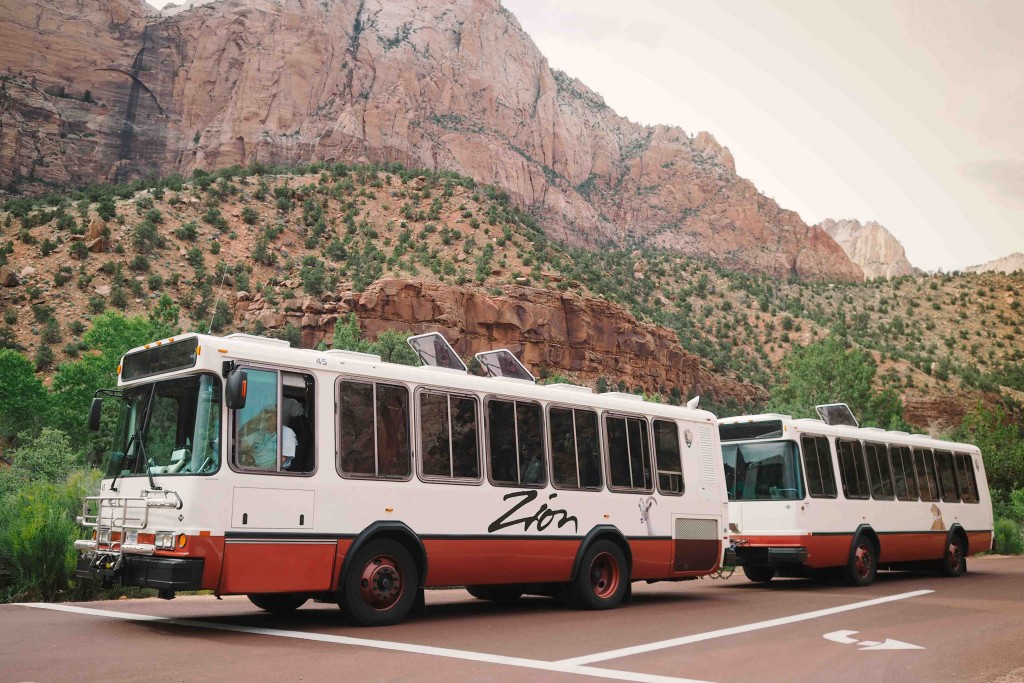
left=818, top=218, right=919, bottom=280
left=965, top=252, right=1024, bottom=275
left=0, top=0, right=861, bottom=281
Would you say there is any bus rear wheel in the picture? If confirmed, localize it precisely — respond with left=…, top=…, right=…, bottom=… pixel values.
left=466, top=585, right=523, bottom=602
left=570, top=540, right=629, bottom=610
left=842, top=536, right=878, bottom=587
left=939, top=532, right=967, bottom=577
left=742, top=565, right=775, bottom=583
left=248, top=593, right=308, bottom=614
left=340, top=538, right=419, bottom=626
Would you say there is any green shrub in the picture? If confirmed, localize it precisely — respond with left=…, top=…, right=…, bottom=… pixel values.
left=994, top=518, right=1023, bottom=555
left=0, top=469, right=99, bottom=602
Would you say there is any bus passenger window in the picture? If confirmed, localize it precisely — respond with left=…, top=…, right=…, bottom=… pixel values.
left=653, top=420, right=684, bottom=495
left=954, top=453, right=979, bottom=503
left=914, top=448, right=940, bottom=502
left=419, top=391, right=479, bottom=481
left=890, top=446, right=919, bottom=501
left=549, top=407, right=602, bottom=490
left=864, top=442, right=894, bottom=500
left=933, top=450, right=960, bottom=503
left=606, top=416, right=653, bottom=492
left=488, top=400, right=545, bottom=487
left=836, top=439, right=869, bottom=499
left=801, top=436, right=837, bottom=498
left=339, top=381, right=410, bottom=479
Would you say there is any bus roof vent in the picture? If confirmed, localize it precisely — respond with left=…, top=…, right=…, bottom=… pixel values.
left=602, top=391, right=644, bottom=402
left=475, top=349, right=535, bottom=382
left=546, top=383, right=593, bottom=394
left=407, top=332, right=467, bottom=372
left=324, top=349, right=382, bottom=363
left=223, top=333, right=291, bottom=348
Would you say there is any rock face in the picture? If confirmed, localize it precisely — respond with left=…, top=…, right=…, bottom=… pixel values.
left=818, top=219, right=919, bottom=280
left=0, top=0, right=862, bottom=281
left=965, top=252, right=1024, bottom=275
left=236, top=277, right=766, bottom=404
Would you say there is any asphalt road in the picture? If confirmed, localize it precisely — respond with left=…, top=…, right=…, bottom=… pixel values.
left=3, top=556, right=1023, bottom=683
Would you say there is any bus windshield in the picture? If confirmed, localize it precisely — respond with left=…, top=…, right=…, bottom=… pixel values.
left=104, top=373, right=222, bottom=477
left=721, top=440, right=803, bottom=501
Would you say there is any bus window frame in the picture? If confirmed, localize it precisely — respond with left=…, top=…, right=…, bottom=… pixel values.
left=415, top=386, right=484, bottom=486
left=836, top=438, right=870, bottom=500
left=546, top=403, right=605, bottom=493
left=913, top=447, right=940, bottom=502
left=604, top=412, right=655, bottom=494
left=652, top=418, right=685, bottom=497
left=800, top=434, right=838, bottom=499
left=228, top=362, right=318, bottom=478
left=953, top=452, right=980, bottom=504
left=933, top=449, right=961, bottom=503
left=484, top=394, right=548, bottom=489
left=336, top=376, right=414, bottom=482
left=889, top=444, right=919, bottom=501
left=864, top=441, right=895, bottom=500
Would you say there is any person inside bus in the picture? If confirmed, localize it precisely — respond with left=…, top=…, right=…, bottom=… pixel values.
left=282, top=398, right=310, bottom=472
left=242, top=403, right=299, bottom=471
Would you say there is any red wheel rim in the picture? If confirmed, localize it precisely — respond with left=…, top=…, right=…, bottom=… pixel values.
left=589, top=552, right=621, bottom=599
left=948, top=540, right=964, bottom=572
left=359, top=556, right=403, bottom=611
left=854, top=543, right=874, bottom=578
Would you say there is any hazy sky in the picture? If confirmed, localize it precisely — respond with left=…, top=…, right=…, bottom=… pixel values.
left=146, top=0, right=1023, bottom=270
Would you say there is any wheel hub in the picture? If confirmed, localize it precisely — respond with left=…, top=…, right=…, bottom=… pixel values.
left=360, top=557, right=402, bottom=610
left=590, top=552, right=620, bottom=599
left=855, top=544, right=873, bottom=578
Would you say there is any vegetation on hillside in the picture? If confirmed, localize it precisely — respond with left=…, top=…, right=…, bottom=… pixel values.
left=1, top=162, right=1022, bottom=601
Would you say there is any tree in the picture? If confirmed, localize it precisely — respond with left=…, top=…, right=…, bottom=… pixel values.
left=331, top=314, right=418, bottom=366
left=0, top=350, right=48, bottom=442
left=769, top=335, right=905, bottom=429
left=957, top=403, right=1024, bottom=494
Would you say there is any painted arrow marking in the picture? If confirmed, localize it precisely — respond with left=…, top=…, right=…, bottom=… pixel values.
left=824, top=630, right=924, bottom=651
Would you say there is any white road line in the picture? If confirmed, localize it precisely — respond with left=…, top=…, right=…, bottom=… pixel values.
left=18, top=603, right=713, bottom=683
left=558, top=589, right=934, bottom=666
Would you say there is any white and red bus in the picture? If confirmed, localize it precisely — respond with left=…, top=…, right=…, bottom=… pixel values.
left=75, top=332, right=728, bottom=625
left=719, top=412, right=993, bottom=586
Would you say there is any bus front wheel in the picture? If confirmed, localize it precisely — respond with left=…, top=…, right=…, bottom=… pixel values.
left=570, top=540, right=629, bottom=610
left=340, top=538, right=419, bottom=626
left=842, top=536, right=878, bottom=587
left=248, top=593, right=308, bottom=613
left=939, top=532, right=967, bottom=577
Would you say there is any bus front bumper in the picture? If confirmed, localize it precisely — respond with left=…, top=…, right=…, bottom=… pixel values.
left=76, top=554, right=204, bottom=593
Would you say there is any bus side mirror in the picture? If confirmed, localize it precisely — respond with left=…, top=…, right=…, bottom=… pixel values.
left=225, top=369, right=248, bottom=410
left=88, top=397, right=103, bottom=432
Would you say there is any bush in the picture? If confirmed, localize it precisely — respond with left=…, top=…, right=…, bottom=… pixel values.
left=994, top=518, right=1023, bottom=555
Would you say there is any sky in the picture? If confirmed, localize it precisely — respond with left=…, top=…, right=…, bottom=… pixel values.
left=145, top=0, right=1023, bottom=271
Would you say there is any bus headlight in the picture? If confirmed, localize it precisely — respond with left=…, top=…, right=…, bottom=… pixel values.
left=155, top=531, right=177, bottom=549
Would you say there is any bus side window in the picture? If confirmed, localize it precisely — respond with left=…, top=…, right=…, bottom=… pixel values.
left=549, top=407, right=602, bottom=491
left=913, top=448, right=940, bottom=501
left=890, top=445, right=919, bottom=501
left=606, top=415, right=653, bottom=492
left=487, top=399, right=545, bottom=487
left=836, top=439, right=869, bottom=499
left=419, top=391, right=479, bottom=481
left=865, top=442, right=894, bottom=500
left=801, top=435, right=836, bottom=498
left=235, top=368, right=280, bottom=471
left=653, top=420, right=684, bottom=496
left=933, top=450, right=960, bottom=503
left=339, top=380, right=411, bottom=479
left=954, top=453, right=979, bottom=503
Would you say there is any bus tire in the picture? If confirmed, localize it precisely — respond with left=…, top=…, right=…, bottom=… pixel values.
left=939, top=531, right=967, bottom=577
left=570, top=540, right=629, bottom=610
left=842, top=535, right=878, bottom=587
left=340, top=538, right=418, bottom=626
left=742, top=565, right=775, bottom=583
left=466, top=585, right=523, bottom=602
left=247, top=593, right=308, bottom=613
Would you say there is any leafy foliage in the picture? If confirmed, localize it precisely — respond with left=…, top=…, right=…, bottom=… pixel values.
left=0, top=350, right=48, bottom=441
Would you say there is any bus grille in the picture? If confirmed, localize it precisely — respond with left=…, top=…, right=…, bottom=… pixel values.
left=672, top=517, right=720, bottom=572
